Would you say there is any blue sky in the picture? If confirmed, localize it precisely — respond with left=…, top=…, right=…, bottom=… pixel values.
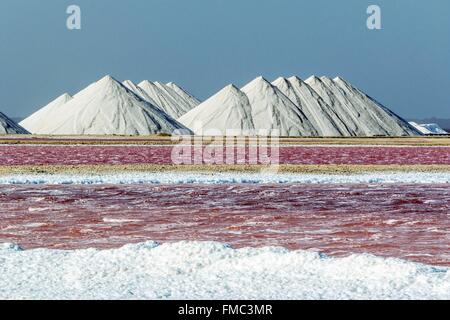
left=0, top=0, right=449, bottom=118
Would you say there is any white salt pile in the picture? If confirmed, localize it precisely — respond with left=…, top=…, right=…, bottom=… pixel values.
left=0, top=111, right=29, bottom=134
left=409, top=122, right=448, bottom=135
left=21, top=74, right=421, bottom=137
left=19, top=93, right=72, bottom=134
left=138, top=80, right=195, bottom=118
left=20, top=75, right=191, bottom=135
left=180, top=75, right=419, bottom=137
left=178, top=84, right=255, bottom=135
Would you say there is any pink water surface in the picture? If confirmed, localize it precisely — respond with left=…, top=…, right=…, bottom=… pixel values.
left=1, top=183, right=449, bottom=266
left=1, top=145, right=450, bottom=165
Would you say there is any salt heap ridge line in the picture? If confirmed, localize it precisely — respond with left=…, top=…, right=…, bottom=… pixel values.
left=155, top=81, right=199, bottom=111
left=304, top=75, right=363, bottom=136
left=181, top=75, right=419, bottom=137
left=178, top=84, right=255, bottom=135
left=419, top=124, right=447, bottom=135
left=306, top=76, right=419, bottom=136
left=272, top=76, right=350, bottom=136
left=138, top=80, right=195, bottom=118
left=21, top=74, right=422, bottom=137
left=22, top=75, right=191, bottom=135
left=166, top=82, right=201, bottom=108
left=0, top=111, right=29, bottom=134
left=332, top=76, right=419, bottom=136
left=20, top=93, right=73, bottom=134
left=409, top=122, right=448, bottom=135
left=241, top=76, right=318, bottom=136
left=122, top=80, right=159, bottom=107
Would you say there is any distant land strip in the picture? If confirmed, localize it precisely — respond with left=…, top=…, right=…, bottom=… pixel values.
left=1, top=136, right=450, bottom=146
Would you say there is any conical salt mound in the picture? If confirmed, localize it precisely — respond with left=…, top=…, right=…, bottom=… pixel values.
left=34, top=75, right=191, bottom=135
left=122, top=80, right=159, bottom=106
left=138, top=80, right=192, bottom=118
left=178, top=84, right=254, bottom=135
left=20, top=93, right=73, bottom=134
left=307, top=76, right=420, bottom=136
left=419, top=123, right=447, bottom=134
left=154, top=82, right=194, bottom=113
left=125, top=79, right=194, bottom=117
left=0, top=112, right=29, bottom=134
left=241, top=77, right=318, bottom=136
left=272, top=77, right=350, bottom=136
left=409, top=122, right=447, bottom=135
left=305, top=75, right=365, bottom=136
left=332, top=77, right=419, bottom=136
left=166, top=82, right=201, bottom=108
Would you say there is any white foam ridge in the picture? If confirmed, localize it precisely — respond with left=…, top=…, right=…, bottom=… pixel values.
left=0, top=240, right=448, bottom=299
left=1, top=172, right=450, bottom=185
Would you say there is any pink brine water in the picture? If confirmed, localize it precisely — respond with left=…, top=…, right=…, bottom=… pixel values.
left=0, top=183, right=449, bottom=266
left=0, top=145, right=449, bottom=165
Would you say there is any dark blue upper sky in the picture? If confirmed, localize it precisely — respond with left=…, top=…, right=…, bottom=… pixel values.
left=0, top=0, right=449, bottom=118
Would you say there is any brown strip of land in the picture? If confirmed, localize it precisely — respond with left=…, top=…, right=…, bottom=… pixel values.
left=1, top=135, right=450, bottom=146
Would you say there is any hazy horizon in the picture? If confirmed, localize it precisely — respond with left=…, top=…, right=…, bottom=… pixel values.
left=1, top=0, right=449, bottom=119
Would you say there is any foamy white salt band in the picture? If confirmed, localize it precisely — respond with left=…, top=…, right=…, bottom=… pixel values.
left=1, top=172, right=450, bottom=185
left=0, top=241, right=449, bottom=299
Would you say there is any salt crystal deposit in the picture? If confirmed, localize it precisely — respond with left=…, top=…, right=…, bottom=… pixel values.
left=0, top=240, right=449, bottom=299
left=155, top=81, right=198, bottom=111
left=241, top=77, right=318, bottom=136
left=2, top=171, right=450, bottom=185
left=166, top=82, right=201, bottom=108
left=178, top=84, right=254, bottom=135
left=273, top=76, right=350, bottom=136
left=306, top=76, right=419, bottom=136
left=304, top=75, right=362, bottom=136
left=122, top=80, right=158, bottom=106
left=20, top=93, right=73, bottom=134
left=138, top=80, right=193, bottom=118
left=0, top=112, right=29, bottom=134
left=332, top=76, right=419, bottom=136
left=419, top=124, right=448, bottom=135
left=422, top=123, right=447, bottom=134
left=21, top=74, right=423, bottom=137
left=182, top=75, right=419, bottom=137
left=27, top=75, right=190, bottom=135
left=409, top=122, right=448, bottom=135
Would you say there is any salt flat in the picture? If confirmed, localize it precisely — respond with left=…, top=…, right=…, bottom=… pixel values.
left=1, top=171, right=450, bottom=185
left=0, top=241, right=449, bottom=299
